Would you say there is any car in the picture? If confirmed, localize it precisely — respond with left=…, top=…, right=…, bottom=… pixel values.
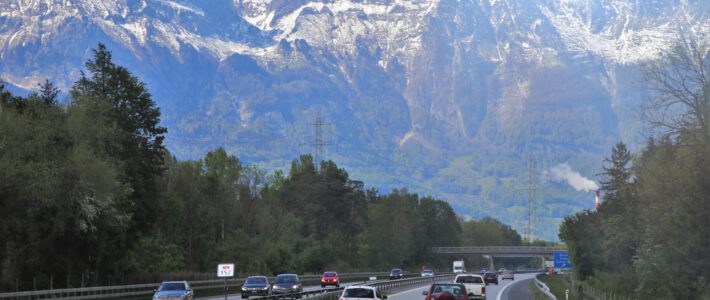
left=497, top=268, right=506, bottom=275
left=271, top=274, right=303, bottom=298
left=340, top=285, right=388, bottom=300
left=482, top=272, right=498, bottom=285
left=153, top=281, right=194, bottom=300
left=321, top=271, right=340, bottom=288
left=422, top=283, right=469, bottom=300
left=389, top=268, right=403, bottom=280
left=453, top=274, right=485, bottom=300
left=241, top=276, right=271, bottom=298
left=421, top=269, right=434, bottom=277
left=501, top=271, right=514, bottom=281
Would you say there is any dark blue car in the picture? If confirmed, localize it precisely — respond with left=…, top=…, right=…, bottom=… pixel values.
left=153, top=281, right=193, bottom=300
left=271, top=274, right=303, bottom=298
left=241, top=276, right=271, bottom=298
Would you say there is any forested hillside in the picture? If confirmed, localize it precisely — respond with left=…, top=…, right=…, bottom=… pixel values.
left=559, top=40, right=710, bottom=299
left=0, top=45, right=533, bottom=292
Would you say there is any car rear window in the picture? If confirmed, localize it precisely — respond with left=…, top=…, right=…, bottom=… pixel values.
left=246, top=277, right=267, bottom=284
left=432, top=285, right=465, bottom=296
left=324, top=272, right=337, bottom=277
left=456, top=276, right=483, bottom=284
left=344, top=288, right=374, bottom=298
left=275, top=275, right=298, bottom=283
left=159, top=282, right=186, bottom=291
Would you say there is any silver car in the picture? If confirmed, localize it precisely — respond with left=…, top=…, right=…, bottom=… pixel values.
left=501, top=271, right=514, bottom=280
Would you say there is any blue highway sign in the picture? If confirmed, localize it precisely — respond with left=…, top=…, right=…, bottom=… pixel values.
left=554, top=251, right=573, bottom=268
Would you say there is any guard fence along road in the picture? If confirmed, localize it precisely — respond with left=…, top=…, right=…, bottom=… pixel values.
left=0, top=272, right=393, bottom=300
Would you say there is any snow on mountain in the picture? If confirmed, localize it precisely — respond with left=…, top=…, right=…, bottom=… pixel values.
left=0, top=0, right=708, bottom=240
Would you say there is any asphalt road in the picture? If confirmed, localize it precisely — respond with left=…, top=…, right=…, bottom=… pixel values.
left=385, top=273, right=538, bottom=300
left=196, top=281, right=358, bottom=300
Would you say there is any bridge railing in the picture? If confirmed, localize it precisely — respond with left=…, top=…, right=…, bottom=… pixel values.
left=431, top=246, right=568, bottom=254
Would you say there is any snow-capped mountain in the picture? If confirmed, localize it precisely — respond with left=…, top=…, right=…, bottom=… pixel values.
left=1, top=0, right=708, bottom=240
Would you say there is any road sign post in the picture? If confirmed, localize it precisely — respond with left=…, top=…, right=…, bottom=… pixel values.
left=217, top=264, right=235, bottom=300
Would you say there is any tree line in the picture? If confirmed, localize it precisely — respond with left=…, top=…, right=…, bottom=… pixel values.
left=0, top=44, right=530, bottom=292
left=559, top=39, right=710, bottom=299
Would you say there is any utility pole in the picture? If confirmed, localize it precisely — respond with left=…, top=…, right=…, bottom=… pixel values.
left=303, top=112, right=336, bottom=166
left=527, top=155, right=537, bottom=243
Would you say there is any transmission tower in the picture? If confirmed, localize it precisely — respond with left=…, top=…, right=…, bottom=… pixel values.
left=303, top=112, right=336, bottom=166
left=527, top=155, right=537, bottom=243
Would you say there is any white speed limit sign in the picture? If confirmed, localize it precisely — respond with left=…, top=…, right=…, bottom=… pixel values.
left=217, top=263, right=235, bottom=277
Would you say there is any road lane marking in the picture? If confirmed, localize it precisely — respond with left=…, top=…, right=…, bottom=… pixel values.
left=495, top=277, right=532, bottom=300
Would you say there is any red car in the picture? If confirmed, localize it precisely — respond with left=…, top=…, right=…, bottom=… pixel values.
left=321, top=271, right=340, bottom=288
left=422, top=283, right=469, bottom=300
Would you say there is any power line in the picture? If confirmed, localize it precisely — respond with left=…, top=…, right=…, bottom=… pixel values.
left=301, top=111, right=336, bottom=166
left=527, top=155, right=537, bottom=243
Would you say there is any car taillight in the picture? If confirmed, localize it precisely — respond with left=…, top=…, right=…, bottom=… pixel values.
left=482, top=286, right=485, bottom=294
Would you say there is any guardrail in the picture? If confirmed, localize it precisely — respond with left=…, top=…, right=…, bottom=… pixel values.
left=253, top=274, right=456, bottom=300
left=533, top=275, right=556, bottom=300
left=0, top=272, right=393, bottom=300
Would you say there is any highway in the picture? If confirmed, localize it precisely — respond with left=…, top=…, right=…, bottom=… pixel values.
left=197, top=280, right=359, bottom=300
left=197, top=273, right=539, bottom=300
left=385, top=273, right=537, bottom=300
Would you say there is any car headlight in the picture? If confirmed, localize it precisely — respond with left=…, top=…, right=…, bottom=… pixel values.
left=263, top=286, right=270, bottom=290
left=292, top=285, right=299, bottom=289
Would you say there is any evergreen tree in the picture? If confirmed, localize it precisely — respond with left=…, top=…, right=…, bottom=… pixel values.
left=71, top=43, right=167, bottom=238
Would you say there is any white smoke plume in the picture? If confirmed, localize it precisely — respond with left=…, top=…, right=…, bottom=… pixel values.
left=550, top=163, right=599, bottom=192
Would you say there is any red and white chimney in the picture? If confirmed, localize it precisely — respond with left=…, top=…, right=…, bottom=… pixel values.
left=595, top=190, right=600, bottom=209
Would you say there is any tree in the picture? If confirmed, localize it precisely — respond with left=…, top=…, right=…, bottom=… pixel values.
left=643, top=36, right=710, bottom=145
left=559, top=210, right=603, bottom=281
left=71, top=43, right=167, bottom=238
left=597, top=142, right=637, bottom=273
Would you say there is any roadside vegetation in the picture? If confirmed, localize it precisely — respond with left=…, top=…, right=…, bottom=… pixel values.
left=0, top=44, right=541, bottom=292
left=534, top=274, right=576, bottom=300
left=559, top=39, right=710, bottom=298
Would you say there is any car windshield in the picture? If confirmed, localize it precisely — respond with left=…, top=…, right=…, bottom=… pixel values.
left=246, top=277, right=267, bottom=284
left=275, top=276, right=298, bottom=284
left=456, top=276, right=482, bottom=284
left=423, top=270, right=433, bottom=273
left=344, top=288, right=374, bottom=298
left=432, top=285, right=465, bottom=296
left=324, top=272, right=337, bottom=277
left=391, top=269, right=401, bottom=274
left=159, top=282, right=186, bottom=291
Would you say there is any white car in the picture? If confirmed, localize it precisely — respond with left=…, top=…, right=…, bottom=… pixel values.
left=453, top=274, right=486, bottom=300
left=340, top=285, right=388, bottom=300
left=421, top=269, right=434, bottom=277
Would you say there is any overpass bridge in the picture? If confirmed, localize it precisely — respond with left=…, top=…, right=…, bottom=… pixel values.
left=431, top=246, right=567, bottom=257
left=431, top=246, right=568, bottom=270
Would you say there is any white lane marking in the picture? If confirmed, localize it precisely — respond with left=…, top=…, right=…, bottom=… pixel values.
left=495, top=276, right=532, bottom=300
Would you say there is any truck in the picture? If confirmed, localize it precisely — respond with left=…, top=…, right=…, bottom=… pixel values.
left=454, top=274, right=486, bottom=300
left=453, top=260, right=465, bottom=273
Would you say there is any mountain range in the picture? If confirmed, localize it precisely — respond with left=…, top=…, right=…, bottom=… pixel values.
left=1, top=0, right=708, bottom=240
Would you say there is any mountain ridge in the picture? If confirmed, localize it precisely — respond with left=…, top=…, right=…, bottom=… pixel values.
left=1, top=0, right=708, bottom=240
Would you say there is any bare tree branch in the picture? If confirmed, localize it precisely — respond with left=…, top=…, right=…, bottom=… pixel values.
left=642, top=35, right=710, bottom=145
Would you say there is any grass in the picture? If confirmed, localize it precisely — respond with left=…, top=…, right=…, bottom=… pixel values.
left=536, top=274, right=577, bottom=300
left=530, top=280, right=550, bottom=300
